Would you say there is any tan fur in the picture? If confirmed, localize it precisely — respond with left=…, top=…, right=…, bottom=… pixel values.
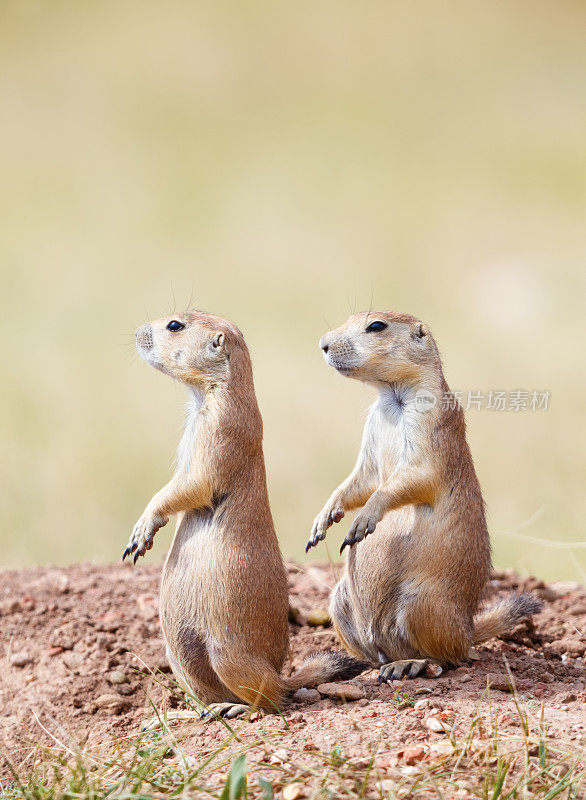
left=126, top=310, right=363, bottom=710
left=472, top=594, right=541, bottom=646
left=308, top=311, right=539, bottom=669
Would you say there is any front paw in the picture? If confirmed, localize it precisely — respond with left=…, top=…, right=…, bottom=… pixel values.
left=305, top=503, right=345, bottom=553
left=340, top=507, right=382, bottom=553
left=122, top=513, right=167, bottom=563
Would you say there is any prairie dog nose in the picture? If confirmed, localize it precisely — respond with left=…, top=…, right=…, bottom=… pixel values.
left=136, top=323, right=154, bottom=351
left=319, top=335, right=329, bottom=353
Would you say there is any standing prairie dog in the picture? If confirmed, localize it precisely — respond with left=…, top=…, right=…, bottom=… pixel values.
left=124, top=310, right=364, bottom=719
left=306, top=311, right=540, bottom=680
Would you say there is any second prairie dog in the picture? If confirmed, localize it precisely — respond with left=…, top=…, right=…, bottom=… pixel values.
left=124, top=310, right=364, bottom=717
left=306, top=311, right=540, bottom=680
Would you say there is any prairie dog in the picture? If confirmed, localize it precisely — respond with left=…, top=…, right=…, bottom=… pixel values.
left=124, top=310, right=364, bottom=717
left=306, top=311, right=540, bottom=680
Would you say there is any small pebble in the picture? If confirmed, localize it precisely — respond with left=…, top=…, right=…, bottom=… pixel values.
left=379, top=779, right=399, bottom=792
left=307, top=609, right=331, bottom=627
left=270, top=748, right=289, bottom=764
left=21, top=595, right=36, bottom=611
left=292, top=687, right=321, bottom=703
left=486, top=672, right=513, bottom=692
left=114, top=683, right=135, bottom=696
left=1, top=598, right=21, bottom=615
left=95, top=613, right=119, bottom=633
left=93, top=694, right=128, bottom=714
left=551, top=764, right=569, bottom=779
left=403, top=745, right=426, bottom=765
left=107, top=670, right=128, bottom=685
left=534, top=586, right=559, bottom=602
left=568, top=603, right=586, bottom=615
left=10, top=652, right=32, bottom=668
left=317, top=682, right=364, bottom=701
left=400, top=765, right=422, bottom=776
left=558, top=692, right=577, bottom=704
left=552, top=639, right=586, bottom=657
left=429, top=742, right=452, bottom=757
left=282, top=783, right=305, bottom=800
left=425, top=716, right=450, bottom=733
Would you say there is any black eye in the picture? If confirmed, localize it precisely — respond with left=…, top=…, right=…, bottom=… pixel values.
left=166, top=320, right=185, bottom=332
left=365, top=321, right=388, bottom=333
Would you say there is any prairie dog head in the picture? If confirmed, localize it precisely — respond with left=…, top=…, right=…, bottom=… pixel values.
left=319, top=311, right=440, bottom=386
left=135, top=310, right=248, bottom=389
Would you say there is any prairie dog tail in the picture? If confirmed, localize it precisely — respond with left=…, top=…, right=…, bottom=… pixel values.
left=285, top=651, right=369, bottom=692
left=473, top=593, right=542, bottom=645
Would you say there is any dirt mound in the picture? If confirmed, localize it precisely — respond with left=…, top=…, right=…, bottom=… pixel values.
left=1, top=561, right=585, bottom=782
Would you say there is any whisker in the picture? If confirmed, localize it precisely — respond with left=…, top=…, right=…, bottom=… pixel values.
left=187, top=284, right=195, bottom=312
left=345, top=288, right=353, bottom=316
left=170, top=281, right=177, bottom=315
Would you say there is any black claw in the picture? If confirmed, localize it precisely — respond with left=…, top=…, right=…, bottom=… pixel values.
left=133, top=551, right=140, bottom=564
left=340, top=539, right=349, bottom=554
left=305, top=541, right=311, bottom=554
left=409, top=662, right=423, bottom=678
left=130, top=541, right=138, bottom=553
left=122, top=547, right=130, bottom=562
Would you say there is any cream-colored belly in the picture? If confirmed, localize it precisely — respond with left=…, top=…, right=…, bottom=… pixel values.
left=158, top=509, right=217, bottom=653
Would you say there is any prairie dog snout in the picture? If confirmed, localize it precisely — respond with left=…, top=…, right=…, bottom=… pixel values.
left=135, top=323, right=154, bottom=352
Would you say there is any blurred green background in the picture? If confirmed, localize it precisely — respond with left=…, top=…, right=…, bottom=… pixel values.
left=1, top=0, right=584, bottom=580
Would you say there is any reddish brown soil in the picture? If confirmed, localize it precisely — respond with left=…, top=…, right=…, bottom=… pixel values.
left=1, top=561, right=585, bottom=782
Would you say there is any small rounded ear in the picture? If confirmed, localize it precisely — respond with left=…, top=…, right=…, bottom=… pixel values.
left=410, top=322, right=428, bottom=341
left=212, top=331, right=225, bottom=350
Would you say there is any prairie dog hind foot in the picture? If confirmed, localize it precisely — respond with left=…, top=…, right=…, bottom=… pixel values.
left=198, top=702, right=250, bottom=721
left=379, top=658, right=443, bottom=682
left=141, top=703, right=250, bottom=730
